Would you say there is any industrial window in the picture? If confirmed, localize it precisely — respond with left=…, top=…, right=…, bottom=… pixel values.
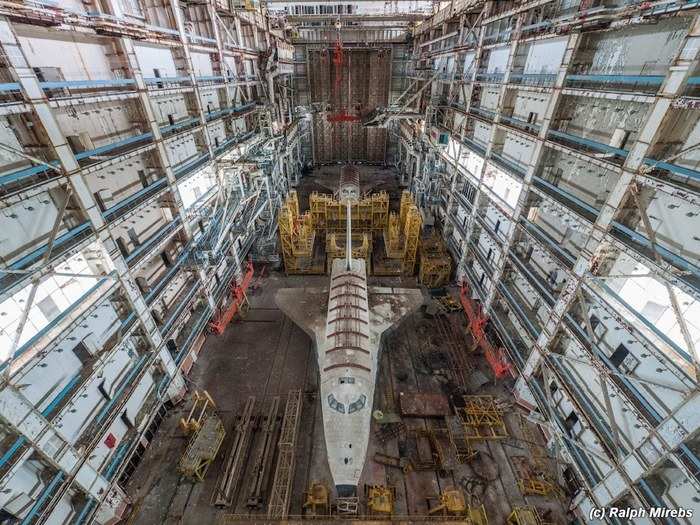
left=609, top=343, right=629, bottom=366
left=153, top=68, right=163, bottom=88
left=527, top=111, right=538, bottom=124
left=167, top=114, right=175, bottom=126
left=116, top=237, right=129, bottom=257
left=486, top=248, right=493, bottom=261
left=138, top=170, right=149, bottom=188
left=37, top=295, right=60, bottom=322
left=347, top=394, right=367, bottom=414
left=127, top=227, right=141, bottom=247
left=564, top=411, right=579, bottom=436
left=93, top=191, right=107, bottom=212
left=135, top=276, right=149, bottom=295
left=121, top=411, right=135, bottom=430
left=589, top=315, right=606, bottom=339
left=479, top=273, right=486, bottom=287
left=327, top=393, right=345, bottom=414
left=494, top=219, right=501, bottom=234
left=160, top=252, right=172, bottom=268
left=98, top=380, right=111, bottom=400
left=71, top=341, right=92, bottom=366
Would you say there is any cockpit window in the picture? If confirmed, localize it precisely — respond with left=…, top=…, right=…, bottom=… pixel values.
left=339, top=377, right=355, bottom=384
left=328, top=393, right=346, bottom=414
left=347, top=394, right=367, bottom=414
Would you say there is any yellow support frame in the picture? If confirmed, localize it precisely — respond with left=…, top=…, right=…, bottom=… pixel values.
left=278, top=191, right=319, bottom=274
left=178, top=414, right=226, bottom=482
left=459, top=395, right=509, bottom=441
left=507, top=506, right=549, bottom=525
left=419, top=234, right=452, bottom=288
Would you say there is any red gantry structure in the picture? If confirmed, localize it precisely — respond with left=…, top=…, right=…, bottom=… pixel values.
left=209, top=261, right=255, bottom=335
left=460, top=283, right=514, bottom=380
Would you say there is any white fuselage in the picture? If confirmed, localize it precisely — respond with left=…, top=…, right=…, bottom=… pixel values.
left=319, top=257, right=375, bottom=488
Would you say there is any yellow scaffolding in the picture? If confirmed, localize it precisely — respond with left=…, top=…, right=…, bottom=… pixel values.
left=516, top=414, right=561, bottom=498
left=379, top=191, right=422, bottom=275
left=402, top=203, right=422, bottom=274
left=326, top=232, right=371, bottom=272
left=447, top=415, right=477, bottom=463
left=178, top=413, right=226, bottom=482
left=284, top=190, right=420, bottom=276
left=278, top=191, right=320, bottom=274
left=309, top=191, right=389, bottom=234
left=179, top=390, right=216, bottom=435
left=458, top=395, right=509, bottom=442
left=507, top=506, right=551, bottom=525
left=419, top=234, right=451, bottom=288
left=302, top=482, right=329, bottom=515
left=365, top=484, right=395, bottom=516
left=469, top=505, right=489, bottom=525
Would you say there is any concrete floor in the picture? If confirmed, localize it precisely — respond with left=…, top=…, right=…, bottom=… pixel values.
left=123, top=167, right=571, bottom=524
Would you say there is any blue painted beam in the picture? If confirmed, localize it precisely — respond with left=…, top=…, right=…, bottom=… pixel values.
left=497, top=282, right=541, bottom=339
left=41, top=374, right=82, bottom=418
left=143, top=76, right=191, bottom=84
left=547, top=129, right=629, bottom=158
left=6, top=222, right=91, bottom=273
left=509, top=72, right=556, bottom=86
left=102, top=179, right=168, bottom=222
left=159, top=281, right=202, bottom=336
left=20, top=472, right=64, bottom=525
left=566, top=74, right=665, bottom=86
left=74, top=132, right=153, bottom=161
left=39, top=79, right=136, bottom=89
left=124, top=218, right=182, bottom=266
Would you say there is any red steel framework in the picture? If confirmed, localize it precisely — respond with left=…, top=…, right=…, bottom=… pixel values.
left=459, top=282, right=514, bottom=380
left=209, top=261, right=255, bottom=335
left=326, top=33, right=361, bottom=124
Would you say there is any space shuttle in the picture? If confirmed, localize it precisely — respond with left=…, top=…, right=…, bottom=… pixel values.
left=275, top=166, right=422, bottom=496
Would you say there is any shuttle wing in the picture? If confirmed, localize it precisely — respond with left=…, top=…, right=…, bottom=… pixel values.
left=368, top=286, right=424, bottom=337
left=275, top=287, right=328, bottom=341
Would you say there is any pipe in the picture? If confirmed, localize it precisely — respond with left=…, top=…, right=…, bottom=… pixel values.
left=346, top=199, right=352, bottom=271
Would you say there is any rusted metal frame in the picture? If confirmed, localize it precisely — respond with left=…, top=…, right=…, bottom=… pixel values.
left=246, top=397, right=280, bottom=509
left=214, top=397, right=257, bottom=507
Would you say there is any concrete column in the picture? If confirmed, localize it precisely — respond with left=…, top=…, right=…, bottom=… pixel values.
left=170, top=0, right=215, bottom=158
